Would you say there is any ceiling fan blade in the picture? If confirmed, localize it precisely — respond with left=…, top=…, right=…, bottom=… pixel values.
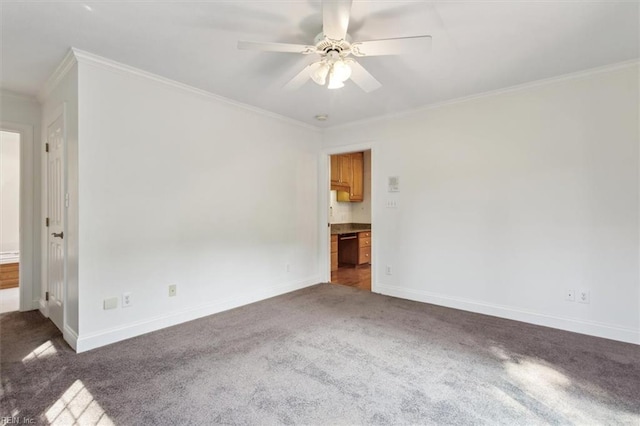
left=322, top=0, right=353, bottom=40
left=238, top=40, right=315, bottom=54
left=348, top=61, right=381, bottom=93
left=351, top=35, right=432, bottom=57
left=283, top=65, right=313, bottom=90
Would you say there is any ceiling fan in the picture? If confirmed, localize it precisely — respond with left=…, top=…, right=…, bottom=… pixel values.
left=237, top=0, right=432, bottom=92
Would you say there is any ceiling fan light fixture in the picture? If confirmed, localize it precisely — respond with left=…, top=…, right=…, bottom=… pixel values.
left=332, top=60, right=352, bottom=82
left=310, top=62, right=330, bottom=85
left=327, top=70, right=345, bottom=89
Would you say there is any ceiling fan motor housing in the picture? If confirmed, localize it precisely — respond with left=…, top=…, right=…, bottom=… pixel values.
left=314, top=32, right=352, bottom=57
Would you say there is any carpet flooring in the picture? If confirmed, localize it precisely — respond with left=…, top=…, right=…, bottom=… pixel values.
left=1, top=284, right=639, bottom=425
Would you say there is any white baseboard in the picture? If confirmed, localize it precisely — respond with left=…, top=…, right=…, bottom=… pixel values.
left=376, top=284, right=640, bottom=345
left=75, top=276, right=321, bottom=353
left=63, top=325, right=78, bottom=351
left=38, top=298, right=48, bottom=317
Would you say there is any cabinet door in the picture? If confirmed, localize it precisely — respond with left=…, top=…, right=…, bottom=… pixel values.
left=338, top=154, right=352, bottom=186
left=358, top=246, right=371, bottom=264
left=330, top=155, right=340, bottom=185
left=350, top=152, right=364, bottom=202
left=357, top=231, right=372, bottom=265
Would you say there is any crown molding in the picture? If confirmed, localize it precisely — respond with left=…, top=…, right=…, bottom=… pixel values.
left=70, top=48, right=321, bottom=133
left=327, top=58, right=640, bottom=132
left=0, top=88, right=39, bottom=104
left=37, top=49, right=78, bottom=103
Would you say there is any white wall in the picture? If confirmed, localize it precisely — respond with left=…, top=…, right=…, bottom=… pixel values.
left=323, top=63, right=640, bottom=344
left=75, top=54, right=322, bottom=351
left=1, top=131, right=20, bottom=253
left=0, top=91, right=41, bottom=310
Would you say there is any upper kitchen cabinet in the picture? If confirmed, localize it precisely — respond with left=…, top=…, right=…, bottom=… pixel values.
left=331, top=152, right=364, bottom=202
left=331, top=154, right=352, bottom=190
left=349, top=152, right=364, bottom=202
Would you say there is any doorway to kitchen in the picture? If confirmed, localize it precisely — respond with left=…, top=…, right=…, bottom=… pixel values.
left=329, top=150, right=372, bottom=291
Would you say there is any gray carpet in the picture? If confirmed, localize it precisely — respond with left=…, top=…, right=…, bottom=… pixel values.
left=1, top=284, right=639, bottom=425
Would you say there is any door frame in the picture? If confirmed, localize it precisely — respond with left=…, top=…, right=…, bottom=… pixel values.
left=42, top=103, right=67, bottom=324
left=1, top=122, right=35, bottom=311
left=320, top=142, right=377, bottom=291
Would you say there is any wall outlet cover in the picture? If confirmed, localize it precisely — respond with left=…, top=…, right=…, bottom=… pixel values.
left=122, top=292, right=132, bottom=307
left=578, top=289, right=590, bottom=304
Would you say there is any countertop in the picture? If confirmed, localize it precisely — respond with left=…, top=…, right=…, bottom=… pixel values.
left=331, top=223, right=372, bottom=235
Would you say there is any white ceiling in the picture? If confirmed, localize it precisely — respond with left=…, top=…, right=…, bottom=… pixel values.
left=1, top=0, right=638, bottom=127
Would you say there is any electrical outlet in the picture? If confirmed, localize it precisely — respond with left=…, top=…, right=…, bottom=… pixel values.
left=169, top=284, right=177, bottom=297
left=565, top=289, right=575, bottom=302
left=386, top=265, right=393, bottom=275
left=578, top=289, right=590, bottom=304
left=286, top=263, right=290, bottom=273
left=385, top=200, right=398, bottom=209
left=122, top=292, right=132, bottom=307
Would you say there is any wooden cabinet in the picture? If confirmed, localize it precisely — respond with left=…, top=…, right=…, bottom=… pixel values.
left=331, top=152, right=364, bottom=202
left=331, top=154, right=351, bottom=189
left=337, top=231, right=372, bottom=267
left=330, top=156, right=341, bottom=187
left=357, top=231, right=371, bottom=265
left=349, top=152, right=364, bottom=202
left=330, top=235, right=338, bottom=272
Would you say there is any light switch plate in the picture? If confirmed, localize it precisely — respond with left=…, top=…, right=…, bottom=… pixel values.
left=104, top=297, right=118, bottom=310
left=388, top=176, right=400, bottom=192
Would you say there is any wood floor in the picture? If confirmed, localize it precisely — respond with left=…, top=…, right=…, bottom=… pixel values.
left=331, top=264, right=371, bottom=291
left=0, top=262, right=19, bottom=289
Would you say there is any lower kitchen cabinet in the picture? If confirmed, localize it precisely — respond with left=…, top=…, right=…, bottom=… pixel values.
left=337, top=231, right=372, bottom=267
left=358, top=231, right=371, bottom=265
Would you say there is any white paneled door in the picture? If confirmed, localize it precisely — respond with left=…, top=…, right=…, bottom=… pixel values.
left=47, top=112, right=65, bottom=332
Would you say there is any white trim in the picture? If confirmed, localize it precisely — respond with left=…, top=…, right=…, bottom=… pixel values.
left=37, top=50, right=77, bottom=103
left=0, top=122, right=36, bottom=313
left=377, top=284, right=640, bottom=345
left=70, top=48, right=321, bottom=133
left=63, top=325, right=78, bottom=351
left=0, top=90, right=39, bottom=104
left=75, top=276, right=321, bottom=353
left=327, top=59, right=640, bottom=131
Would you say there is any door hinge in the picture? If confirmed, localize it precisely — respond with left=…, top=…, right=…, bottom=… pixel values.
left=45, top=143, right=49, bottom=153
left=46, top=217, right=50, bottom=227
left=45, top=292, right=49, bottom=301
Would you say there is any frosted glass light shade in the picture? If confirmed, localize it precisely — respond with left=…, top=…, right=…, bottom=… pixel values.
left=327, top=71, right=345, bottom=89
left=310, top=62, right=329, bottom=85
left=332, top=60, right=352, bottom=82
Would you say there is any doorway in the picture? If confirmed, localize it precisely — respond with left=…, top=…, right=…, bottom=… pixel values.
left=329, top=149, right=372, bottom=291
left=0, top=131, right=21, bottom=313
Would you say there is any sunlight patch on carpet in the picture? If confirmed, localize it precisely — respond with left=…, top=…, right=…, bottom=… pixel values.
left=45, top=380, right=114, bottom=425
left=21, top=340, right=57, bottom=364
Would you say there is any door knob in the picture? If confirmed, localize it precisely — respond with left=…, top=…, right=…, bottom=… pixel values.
left=52, top=231, right=64, bottom=239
